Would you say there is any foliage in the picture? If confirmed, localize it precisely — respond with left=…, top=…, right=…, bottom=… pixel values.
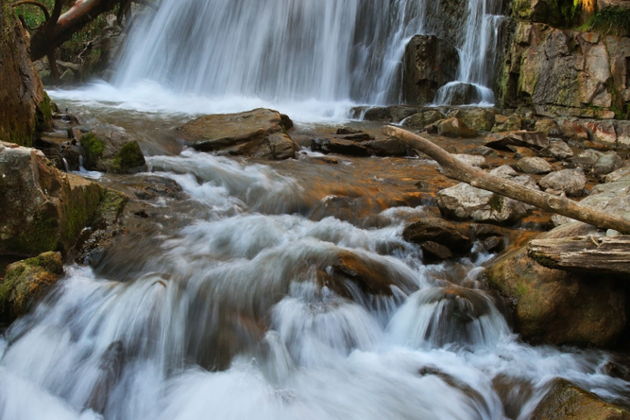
left=581, top=7, right=630, bottom=36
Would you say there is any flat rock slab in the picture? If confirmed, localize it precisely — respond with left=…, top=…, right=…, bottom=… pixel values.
left=528, top=235, right=630, bottom=276
left=177, top=108, right=297, bottom=159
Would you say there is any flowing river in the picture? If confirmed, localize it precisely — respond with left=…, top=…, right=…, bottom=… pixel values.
left=1, top=0, right=630, bottom=418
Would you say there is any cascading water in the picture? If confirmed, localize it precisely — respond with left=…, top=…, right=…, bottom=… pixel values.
left=434, top=0, right=506, bottom=105
left=1, top=149, right=629, bottom=419
left=53, top=0, right=506, bottom=117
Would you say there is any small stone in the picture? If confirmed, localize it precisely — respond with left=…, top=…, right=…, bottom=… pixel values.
left=542, top=139, right=573, bottom=160
left=572, top=149, right=603, bottom=172
left=593, top=151, right=623, bottom=175
left=437, top=117, right=478, bottom=138
left=539, top=169, right=587, bottom=196
left=515, top=157, right=552, bottom=174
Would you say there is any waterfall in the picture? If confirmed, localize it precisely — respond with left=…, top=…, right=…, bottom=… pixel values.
left=111, top=0, right=505, bottom=109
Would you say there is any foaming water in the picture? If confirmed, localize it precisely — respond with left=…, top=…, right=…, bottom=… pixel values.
left=1, top=150, right=629, bottom=419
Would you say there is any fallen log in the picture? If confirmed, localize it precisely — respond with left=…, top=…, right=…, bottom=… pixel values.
left=528, top=236, right=630, bottom=276
left=384, top=126, right=630, bottom=234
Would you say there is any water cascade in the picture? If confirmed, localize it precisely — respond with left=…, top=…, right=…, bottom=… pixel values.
left=110, top=0, right=505, bottom=111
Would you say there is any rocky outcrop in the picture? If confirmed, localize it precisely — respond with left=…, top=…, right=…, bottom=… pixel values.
left=178, top=108, right=298, bottom=160
left=0, top=141, right=104, bottom=257
left=531, top=378, right=630, bottom=420
left=403, top=35, right=459, bottom=105
left=0, top=251, right=63, bottom=322
left=484, top=222, right=626, bottom=346
left=0, top=3, right=52, bottom=146
left=500, top=22, right=630, bottom=120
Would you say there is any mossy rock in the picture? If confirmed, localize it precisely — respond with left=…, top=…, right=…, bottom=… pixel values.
left=80, top=133, right=146, bottom=174
left=80, top=133, right=106, bottom=168
left=0, top=251, right=63, bottom=322
left=107, top=141, right=146, bottom=174
left=531, top=378, right=630, bottom=420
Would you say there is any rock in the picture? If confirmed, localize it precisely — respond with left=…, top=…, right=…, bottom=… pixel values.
left=558, top=119, right=590, bottom=141
left=80, top=133, right=146, bottom=174
left=437, top=82, right=484, bottom=105
left=492, top=114, right=523, bottom=132
left=593, top=151, right=623, bottom=175
left=403, top=217, right=472, bottom=254
left=484, top=227, right=626, bottom=346
left=499, top=22, right=630, bottom=120
left=552, top=174, right=630, bottom=226
left=0, top=3, right=52, bottom=146
left=512, top=0, right=579, bottom=26
left=178, top=108, right=297, bottom=160
left=311, top=138, right=370, bottom=157
left=485, top=131, right=548, bottom=150
left=515, top=157, right=552, bottom=174
left=531, top=378, right=630, bottom=420
left=437, top=183, right=531, bottom=224
left=403, top=35, right=459, bottom=104
left=489, top=164, right=518, bottom=178
left=453, top=154, right=487, bottom=168
left=420, top=241, right=454, bottom=261
left=357, top=106, right=419, bottom=123
left=585, top=120, right=618, bottom=146
left=572, top=149, right=604, bottom=172
left=449, top=108, right=496, bottom=132
left=401, top=109, right=445, bottom=130
left=437, top=118, right=478, bottom=138
left=365, top=138, right=410, bottom=157
left=605, top=165, right=630, bottom=183
left=0, top=251, right=63, bottom=322
left=534, top=118, right=562, bottom=137
left=538, top=169, right=587, bottom=196
left=541, top=138, right=573, bottom=160
left=0, top=142, right=104, bottom=257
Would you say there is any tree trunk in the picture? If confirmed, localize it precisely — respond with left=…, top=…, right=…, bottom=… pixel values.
left=384, top=126, right=630, bottom=234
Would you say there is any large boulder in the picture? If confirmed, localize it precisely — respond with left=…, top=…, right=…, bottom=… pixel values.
left=0, top=251, right=63, bottom=322
left=531, top=378, right=630, bottom=420
left=0, top=142, right=104, bottom=257
left=403, top=217, right=473, bottom=255
left=437, top=118, right=478, bottom=138
left=80, top=132, right=146, bottom=174
left=484, top=223, right=626, bottom=346
left=0, top=3, right=52, bottom=146
left=402, top=35, right=459, bottom=105
left=178, top=108, right=297, bottom=160
left=449, top=108, right=496, bottom=132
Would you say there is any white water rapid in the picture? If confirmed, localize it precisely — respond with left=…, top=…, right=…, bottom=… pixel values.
left=52, top=0, right=506, bottom=119
left=1, top=150, right=629, bottom=419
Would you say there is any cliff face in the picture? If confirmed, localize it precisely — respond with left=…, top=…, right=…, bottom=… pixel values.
left=499, top=0, right=630, bottom=119
left=0, top=3, right=51, bottom=146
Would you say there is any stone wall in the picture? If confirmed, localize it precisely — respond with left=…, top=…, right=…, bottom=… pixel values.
left=0, top=3, right=51, bottom=146
left=499, top=0, right=630, bottom=119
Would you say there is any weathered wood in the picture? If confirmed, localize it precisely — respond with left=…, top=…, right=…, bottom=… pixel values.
left=384, top=126, right=630, bottom=234
left=528, top=236, right=630, bottom=275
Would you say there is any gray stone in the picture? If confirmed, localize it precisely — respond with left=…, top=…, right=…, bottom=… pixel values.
left=437, top=118, right=478, bottom=138
left=515, top=157, right=552, bottom=174
left=572, top=149, right=603, bottom=172
left=401, top=109, right=445, bottom=130
left=542, top=139, right=573, bottom=160
left=593, top=151, right=623, bottom=175
left=539, top=168, right=587, bottom=196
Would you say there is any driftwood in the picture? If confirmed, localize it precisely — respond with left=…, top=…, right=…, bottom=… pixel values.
left=384, top=126, right=630, bottom=234
left=528, top=236, right=630, bottom=276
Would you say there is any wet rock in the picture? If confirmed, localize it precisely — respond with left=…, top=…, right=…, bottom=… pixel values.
left=80, top=132, right=146, bottom=174
left=439, top=82, right=483, bottom=105
left=403, top=35, right=459, bottom=104
left=311, top=138, right=370, bottom=157
left=0, top=142, right=104, bottom=257
left=448, top=108, right=496, bottom=132
left=357, top=105, right=419, bottom=123
left=178, top=108, right=297, bottom=160
left=319, top=250, right=414, bottom=298
left=0, top=251, right=63, bottom=322
left=403, top=217, right=472, bottom=254
left=485, top=131, right=548, bottom=151
left=492, top=114, right=523, bottom=132
left=531, top=378, right=630, bottom=420
left=437, top=118, right=478, bottom=138
left=493, top=374, right=534, bottom=420
left=420, top=241, right=454, bottom=261
left=538, top=168, right=587, bottom=196
left=484, top=224, right=626, bottom=346
left=515, top=157, right=552, bottom=174
left=593, top=151, right=623, bottom=175
left=541, top=138, right=573, bottom=160
left=401, top=109, right=445, bottom=130
left=365, top=138, right=410, bottom=157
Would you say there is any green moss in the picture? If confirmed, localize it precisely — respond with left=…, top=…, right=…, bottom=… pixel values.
left=580, top=7, right=630, bottom=36
left=489, top=194, right=504, bottom=212
left=109, top=141, right=145, bottom=173
left=36, top=91, right=54, bottom=132
left=95, top=189, right=127, bottom=226
left=80, top=133, right=105, bottom=169
left=11, top=210, right=60, bottom=256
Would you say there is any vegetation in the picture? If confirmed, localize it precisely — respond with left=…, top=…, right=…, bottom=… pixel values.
left=580, top=6, right=630, bottom=36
